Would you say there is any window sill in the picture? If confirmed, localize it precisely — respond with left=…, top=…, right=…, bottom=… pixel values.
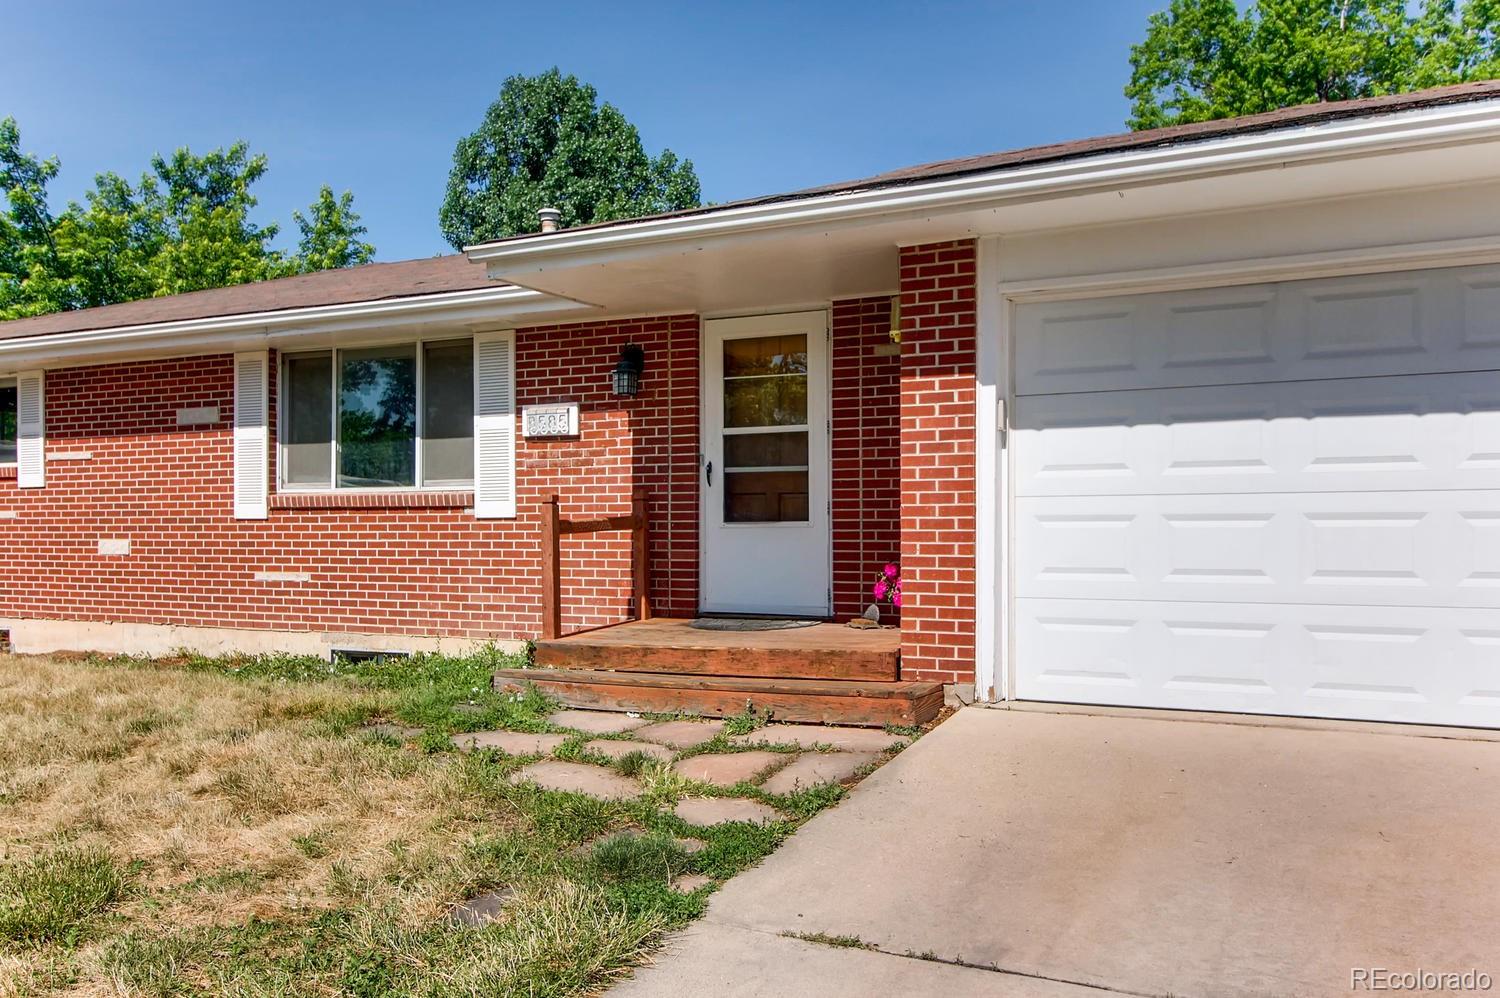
left=271, top=490, right=475, bottom=510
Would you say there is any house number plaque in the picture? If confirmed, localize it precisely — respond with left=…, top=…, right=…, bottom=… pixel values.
left=522, top=402, right=580, bottom=439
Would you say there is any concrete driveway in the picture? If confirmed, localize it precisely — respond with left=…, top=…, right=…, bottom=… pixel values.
left=613, top=707, right=1500, bottom=997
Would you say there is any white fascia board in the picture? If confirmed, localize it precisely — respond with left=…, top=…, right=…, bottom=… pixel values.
left=466, top=98, right=1500, bottom=268
left=0, top=284, right=590, bottom=370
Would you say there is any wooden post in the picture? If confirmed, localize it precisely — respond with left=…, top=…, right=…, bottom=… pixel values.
left=632, top=489, right=652, bottom=621
left=540, top=494, right=561, bottom=641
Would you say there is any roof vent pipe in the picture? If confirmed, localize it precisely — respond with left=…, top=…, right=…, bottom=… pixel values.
left=538, top=207, right=562, bottom=233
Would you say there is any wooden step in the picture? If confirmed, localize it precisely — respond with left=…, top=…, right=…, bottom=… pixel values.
left=533, top=617, right=900, bottom=682
left=494, top=667, right=942, bottom=728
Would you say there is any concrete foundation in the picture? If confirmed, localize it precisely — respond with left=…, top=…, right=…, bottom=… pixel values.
left=0, top=617, right=526, bottom=659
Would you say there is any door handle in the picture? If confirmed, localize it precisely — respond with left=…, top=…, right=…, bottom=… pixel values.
left=705, top=460, right=713, bottom=486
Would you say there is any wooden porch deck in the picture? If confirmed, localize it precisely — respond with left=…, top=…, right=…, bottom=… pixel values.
left=497, top=617, right=940, bottom=727
left=533, top=617, right=901, bottom=681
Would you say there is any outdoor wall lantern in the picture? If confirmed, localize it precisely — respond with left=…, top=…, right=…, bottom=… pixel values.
left=612, top=343, right=645, bottom=397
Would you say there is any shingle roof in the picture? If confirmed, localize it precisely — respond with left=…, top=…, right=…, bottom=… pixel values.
left=0, top=254, right=496, bottom=341
left=468, top=79, right=1500, bottom=247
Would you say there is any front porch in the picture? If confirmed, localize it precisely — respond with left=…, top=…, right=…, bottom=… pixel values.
left=498, top=618, right=941, bottom=727
left=497, top=245, right=977, bottom=725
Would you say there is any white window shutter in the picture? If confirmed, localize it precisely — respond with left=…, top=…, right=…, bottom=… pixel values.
left=233, top=351, right=269, bottom=520
left=473, top=330, right=517, bottom=519
left=16, top=370, right=44, bottom=489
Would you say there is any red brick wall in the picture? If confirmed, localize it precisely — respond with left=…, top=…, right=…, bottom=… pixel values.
left=2, top=302, right=918, bottom=653
left=0, top=315, right=699, bottom=642
left=830, top=296, right=902, bottom=622
left=517, top=315, right=700, bottom=628
left=898, top=240, right=978, bottom=684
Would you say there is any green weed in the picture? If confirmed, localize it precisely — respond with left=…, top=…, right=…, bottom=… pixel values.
left=0, top=845, right=129, bottom=949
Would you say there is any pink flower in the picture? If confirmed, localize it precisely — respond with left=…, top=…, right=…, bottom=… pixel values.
left=883, top=563, right=899, bottom=579
left=873, top=579, right=888, bottom=599
left=892, top=592, right=902, bottom=608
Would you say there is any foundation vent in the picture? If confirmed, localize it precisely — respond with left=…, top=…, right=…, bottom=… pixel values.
left=331, top=648, right=409, bottom=667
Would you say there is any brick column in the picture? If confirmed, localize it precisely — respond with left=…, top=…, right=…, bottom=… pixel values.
left=898, top=240, right=977, bottom=685
left=830, top=296, right=901, bottom=622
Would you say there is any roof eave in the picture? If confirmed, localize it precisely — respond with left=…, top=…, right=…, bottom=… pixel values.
left=0, top=284, right=590, bottom=371
left=464, top=96, right=1500, bottom=270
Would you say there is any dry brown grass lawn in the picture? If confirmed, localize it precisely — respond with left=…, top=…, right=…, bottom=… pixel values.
left=0, top=651, right=704, bottom=997
left=1, top=655, right=476, bottom=922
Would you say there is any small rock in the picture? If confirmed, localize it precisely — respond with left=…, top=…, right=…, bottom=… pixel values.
left=673, top=796, right=782, bottom=827
left=731, top=724, right=907, bottom=753
left=634, top=719, right=726, bottom=749
left=759, top=751, right=879, bottom=795
left=448, top=888, right=514, bottom=926
left=509, top=760, right=642, bottom=801
left=548, top=709, right=647, bottom=735
left=670, top=873, right=712, bottom=894
left=672, top=751, right=785, bottom=787
left=450, top=731, right=568, bottom=755
left=674, top=837, right=708, bottom=854
left=584, top=739, right=674, bottom=764
left=358, top=723, right=424, bottom=741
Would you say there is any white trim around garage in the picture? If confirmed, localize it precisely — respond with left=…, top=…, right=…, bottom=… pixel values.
left=974, top=237, right=1006, bottom=704
left=975, top=231, right=1500, bottom=707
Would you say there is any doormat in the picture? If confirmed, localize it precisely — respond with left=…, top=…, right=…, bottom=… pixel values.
left=689, top=617, right=821, bottom=632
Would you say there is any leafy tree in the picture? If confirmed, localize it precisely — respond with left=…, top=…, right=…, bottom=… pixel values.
left=0, top=118, right=62, bottom=317
left=1126, top=0, right=1500, bottom=129
left=290, top=186, right=375, bottom=274
left=0, top=119, right=376, bottom=320
left=439, top=68, right=701, bottom=248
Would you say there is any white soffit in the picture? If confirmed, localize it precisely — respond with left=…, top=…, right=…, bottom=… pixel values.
left=473, top=100, right=1500, bottom=315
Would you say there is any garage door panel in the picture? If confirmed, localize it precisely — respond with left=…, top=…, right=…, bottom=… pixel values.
left=1012, top=266, right=1500, bottom=728
left=1300, top=276, right=1426, bottom=361
left=1014, top=599, right=1500, bottom=727
left=1460, top=273, right=1500, bottom=348
left=1015, top=492, right=1500, bottom=609
left=1014, top=372, right=1500, bottom=497
left=1015, top=265, right=1500, bottom=395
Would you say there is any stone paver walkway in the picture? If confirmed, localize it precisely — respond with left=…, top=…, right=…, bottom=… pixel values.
left=675, top=797, right=783, bottom=826
left=584, top=738, right=674, bottom=764
left=759, top=751, right=878, bottom=794
left=442, top=713, right=907, bottom=828
left=670, top=873, right=713, bottom=893
left=672, top=750, right=786, bottom=787
left=452, top=730, right=569, bottom=755
left=509, top=759, right=643, bottom=801
left=549, top=709, right=647, bottom=735
left=731, top=724, right=907, bottom=753
left=635, top=719, right=727, bottom=749
left=447, top=888, right=514, bottom=926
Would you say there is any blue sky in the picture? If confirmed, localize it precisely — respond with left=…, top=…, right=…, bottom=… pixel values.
left=3, top=1, right=1165, bottom=260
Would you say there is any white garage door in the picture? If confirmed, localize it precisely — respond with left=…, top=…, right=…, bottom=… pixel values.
left=1012, top=264, right=1500, bottom=727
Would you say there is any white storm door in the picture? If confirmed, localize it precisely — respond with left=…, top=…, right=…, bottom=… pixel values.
left=702, top=311, right=830, bottom=616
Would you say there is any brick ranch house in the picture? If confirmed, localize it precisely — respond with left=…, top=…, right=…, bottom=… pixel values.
left=5, top=81, right=1500, bottom=729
